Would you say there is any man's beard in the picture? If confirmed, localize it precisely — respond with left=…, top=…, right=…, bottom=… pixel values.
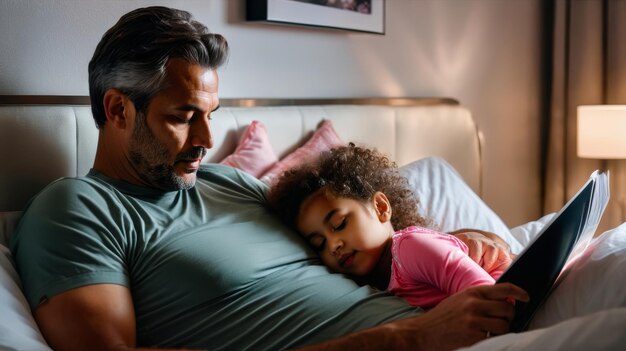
left=129, top=113, right=206, bottom=191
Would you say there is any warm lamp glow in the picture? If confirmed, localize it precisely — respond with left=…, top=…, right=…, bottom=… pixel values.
left=577, top=105, right=626, bottom=159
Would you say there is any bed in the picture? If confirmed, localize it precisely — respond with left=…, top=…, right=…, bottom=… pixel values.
left=1, top=97, right=624, bottom=350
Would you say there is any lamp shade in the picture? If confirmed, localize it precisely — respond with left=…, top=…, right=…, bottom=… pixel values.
left=577, top=105, right=626, bottom=159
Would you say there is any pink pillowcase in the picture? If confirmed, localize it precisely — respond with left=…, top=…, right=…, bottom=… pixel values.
left=219, top=119, right=343, bottom=185
left=259, top=120, right=343, bottom=185
left=219, top=120, right=278, bottom=178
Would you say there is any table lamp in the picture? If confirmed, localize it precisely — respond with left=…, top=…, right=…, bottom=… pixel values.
left=577, top=105, right=626, bottom=169
left=578, top=104, right=626, bottom=223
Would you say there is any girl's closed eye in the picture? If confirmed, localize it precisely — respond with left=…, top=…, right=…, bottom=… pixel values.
left=332, top=218, right=347, bottom=232
left=309, top=234, right=326, bottom=251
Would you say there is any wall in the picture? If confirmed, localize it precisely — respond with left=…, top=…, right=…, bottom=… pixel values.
left=0, top=0, right=543, bottom=227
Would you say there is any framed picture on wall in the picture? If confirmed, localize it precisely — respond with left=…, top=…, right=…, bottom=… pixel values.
left=246, top=0, right=385, bottom=35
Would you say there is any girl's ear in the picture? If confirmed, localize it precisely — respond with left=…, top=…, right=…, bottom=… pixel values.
left=372, top=192, right=392, bottom=223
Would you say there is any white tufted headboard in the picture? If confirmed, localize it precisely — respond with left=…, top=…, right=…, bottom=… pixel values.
left=0, top=97, right=481, bottom=212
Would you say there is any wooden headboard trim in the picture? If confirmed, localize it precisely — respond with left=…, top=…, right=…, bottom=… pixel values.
left=0, top=95, right=459, bottom=107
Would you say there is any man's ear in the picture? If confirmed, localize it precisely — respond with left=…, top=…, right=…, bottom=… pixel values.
left=372, top=192, right=392, bottom=223
left=102, top=89, right=134, bottom=130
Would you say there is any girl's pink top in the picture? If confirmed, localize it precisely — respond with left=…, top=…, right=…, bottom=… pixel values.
left=387, top=226, right=501, bottom=309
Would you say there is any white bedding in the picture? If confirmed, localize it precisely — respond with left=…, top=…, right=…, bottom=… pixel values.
left=1, top=157, right=625, bottom=350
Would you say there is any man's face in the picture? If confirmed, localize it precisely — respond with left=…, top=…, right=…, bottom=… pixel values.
left=128, top=59, right=219, bottom=191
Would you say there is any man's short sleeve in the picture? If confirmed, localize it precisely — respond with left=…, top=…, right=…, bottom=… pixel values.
left=10, top=178, right=129, bottom=309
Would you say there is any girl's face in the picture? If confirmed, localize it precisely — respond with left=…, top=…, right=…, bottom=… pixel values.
left=296, top=190, right=394, bottom=277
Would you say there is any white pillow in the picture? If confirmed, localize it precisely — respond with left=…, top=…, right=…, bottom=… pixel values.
left=0, top=211, right=52, bottom=351
left=509, top=212, right=556, bottom=247
left=528, top=223, right=626, bottom=329
left=399, top=157, right=523, bottom=254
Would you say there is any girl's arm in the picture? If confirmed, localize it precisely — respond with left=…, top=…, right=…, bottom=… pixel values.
left=450, top=229, right=515, bottom=274
left=397, top=231, right=495, bottom=296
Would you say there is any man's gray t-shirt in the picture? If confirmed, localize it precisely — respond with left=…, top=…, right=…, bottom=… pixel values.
left=11, top=164, right=422, bottom=350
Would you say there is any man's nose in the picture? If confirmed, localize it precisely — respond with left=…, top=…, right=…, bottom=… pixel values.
left=190, top=115, right=213, bottom=149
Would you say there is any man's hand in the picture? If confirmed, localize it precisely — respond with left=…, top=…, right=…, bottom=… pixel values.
left=450, top=229, right=516, bottom=274
left=411, top=283, right=529, bottom=350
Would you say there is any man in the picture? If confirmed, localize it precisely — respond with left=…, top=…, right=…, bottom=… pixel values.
left=10, top=6, right=526, bottom=351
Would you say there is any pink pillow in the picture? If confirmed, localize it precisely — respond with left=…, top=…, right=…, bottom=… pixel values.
left=219, top=120, right=279, bottom=178
left=260, top=120, right=343, bottom=186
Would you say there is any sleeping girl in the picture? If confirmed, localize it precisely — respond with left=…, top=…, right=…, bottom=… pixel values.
left=269, top=143, right=509, bottom=309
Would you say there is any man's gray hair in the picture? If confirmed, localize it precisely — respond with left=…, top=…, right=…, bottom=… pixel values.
left=88, top=6, right=229, bottom=129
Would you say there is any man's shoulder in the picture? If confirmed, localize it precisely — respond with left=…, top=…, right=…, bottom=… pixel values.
left=196, top=163, right=269, bottom=197
left=21, top=175, right=119, bottom=219
left=11, top=176, right=117, bottom=246
left=36, top=175, right=111, bottom=199
left=197, top=163, right=257, bottom=180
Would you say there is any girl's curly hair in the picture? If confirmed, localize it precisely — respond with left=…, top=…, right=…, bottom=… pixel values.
left=268, top=143, right=431, bottom=231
